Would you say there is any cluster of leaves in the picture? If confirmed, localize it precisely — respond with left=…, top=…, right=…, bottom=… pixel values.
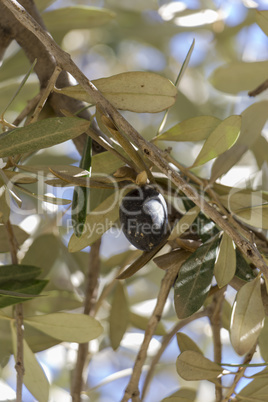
left=0, top=1, right=268, bottom=401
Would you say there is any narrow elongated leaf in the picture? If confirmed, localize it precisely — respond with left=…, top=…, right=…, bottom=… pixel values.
left=68, top=192, right=119, bottom=252
left=235, top=249, right=256, bottom=282
left=234, top=204, right=268, bottom=230
left=169, top=206, right=200, bottom=241
left=210, top=101, right=268, bottom=182
left=214, top=233, right=236, bottom=288
left=209, top=61, right=268, bottom=94
left=0, top=279, right=47, bottom=308
left=25, top=313, right=103, bottom=343
left=161, top=388, right=196, bottom=402
left=109, top=282, right=129, bottom=350
left=0, top=117, right=90, bottom=157
left=259, top=319, right=268, bottom=362
left=236, top=367, right=268, bottom=401
left=17, top=164, right=86, bottom=176
left=256, top=10, right=268, bottom=37
left=0, top=265, right=41, bottom=285
left=0, top=225, right=28, bottom=253
left=91, top=151, right=124, bottom=175
left=154, top=116, right=221, bottom=142
left=55, top=72, right=177, bottom=113
left=3, top=171, right=37, bottom=184
left=230, top=277, right=265, bottom=355
left=176, top=351, right=222, bottom=380
left=176, top=332, right=203, bottom=355
left=129, top=312, right=166, bottom=336
left=15, top=184, right=71, bottom=205
left=174, top=236, right=220, bottom=318
left=11, top=323, right=49, bottom=402
left=153, top=249, right=191, bottom=271
left=192, top=115, right=241, bottom=167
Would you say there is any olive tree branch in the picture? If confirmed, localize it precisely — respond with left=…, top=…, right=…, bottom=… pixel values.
left=71, top=239, right=101, bottom=402
left=4, top=220, right=24, bottom=402
left=3, top=0, right=268, bottom=282
left=120, top=263, right=183, bottom=402
left=141, top=309, right=209, bottom=401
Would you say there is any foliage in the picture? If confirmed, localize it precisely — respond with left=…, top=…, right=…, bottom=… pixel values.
left=0, top=1, right=268, bottom=402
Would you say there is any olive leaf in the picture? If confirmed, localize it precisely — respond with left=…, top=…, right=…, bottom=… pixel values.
left=176, top=332, right=203, bottom=355
left=214, top=233, right=236, bottom=288
left=54, top=71, right=177, bottom=113
left=109, top=282, right=129, bottom=350
left=0, top=225, right=29, bottom=253
left=256, top=10, right=268, bottom=37
left=236, top=366, right=268, bottom=401
left=176, top=351, right=222, bottom=381
left=161, top=388, right=197, bottom=402
left=230, top=276, right=265, bottom=355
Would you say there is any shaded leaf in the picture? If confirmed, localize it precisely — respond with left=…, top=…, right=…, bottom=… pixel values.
left=161, top=388, right=197, bottom=402
left=155, top=116, right=221, bottom=142
left=214, top=233, right=236, bottom=288
left=154, top=249, right=192, bottom=271
left=55, top=72, right=178, bottom=113
left=230, top=277, right=265, bottom=355
left=174, top=235, right=220, bottom=319
left=169, top=206, right=200, bottom=241
left=0, top=279, right=48, bottom=308
left=68, top=192, right=119, bottom=252
left=176, top=332, right=203, bottom=355
left=0, top=224, right=29, bottom=253
left=0, top=264, right=41, bottom=285
left=222, top=300, right=232, bottom=331
left=109, top=282, right=129, bottom=350
left=0, top=117, right=90, bottom=157
left=129, top=312, right=166, bottom=336
left=17, top=164, right=86, bottom=176
left=192, top=115, right=241, bottom=167
left=91, top=151, right=124, bottom=175
left=251, top=135, right=268, bottom=168
left=15, top=183, right=71, bottom=205
left=24, top=323, right=60, bottom=353
left=49, top=168, right=114, bottom=188
left=11, top=323, right=49, bottom=402
left=235, top=249, right=256, bottom=282
left=236, top=366, right=268, bottom=401
left=176, top=350, right=222, bottom=380
left=234, top=204, right=268, bottom=230
left=25, top=313, right=103, bottom=343
left=3, top=171, right=37, bottom=184
left=256, top=10, right=268, bottom=37
left=259, top=318, right=268, bottom=362
left=209, top=61, right=268, bottom=94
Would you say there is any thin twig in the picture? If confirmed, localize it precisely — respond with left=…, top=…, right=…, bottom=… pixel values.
left=121, top=263, right=183, bottom=402
left=71, top=239, right=101, bottom=402
left=5, top=220, right=24, bottom=402
left=3, top=0, right=268, bottom=282
left=248, top=79, right=268, bottom=97
left=208, top=288, right=226, bottom=402
left=141, top=309, right=209, bottom=401
left=222, top=344, right=257, bottom=402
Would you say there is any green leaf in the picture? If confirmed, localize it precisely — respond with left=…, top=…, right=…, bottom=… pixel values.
left=209, top=61, right=268, bottom=94
left=154, top=116, right=221, bottom=142
left=55, top=72, right=178, bottom=113
left=235, top=249, right=256, bottom=282
left=256, top=10, right=268, bottom=37
left=0, top=183, right=10, bottom=223
left=169, top=206, right=200, bottom=241
left=161, top=388, right=197, bottom=402
left=11, top=322, right=49, bottom=402
left=154, top=249, right=192, bottom=271
left=176, top=332, right=203, bottom=355
left=15, top=182, right=71, bottom=205
left=25, top=313, right=103, bottom=343
left=259, top=318, right=268, bottom=362
left=91, top=151, right=124, bottom=175
left=251, top=135, right=268, bottom=169
left=0, top=117, right=90, bottom=157
left=230, top=277, right=265, bottom=355
left=191, top=115, right=241, bottom=167
left=214, top=233, right=236, bottom=288
left=109, top=282, right=129, bottom=350
left=174, top=235, right=220, bottom=319
left=176, top=351, right=222, bottom=381
left=43, top=6, right=115, bottom=34
left=0, top=279, right=48, bottom=308
left=0, top=264, right=41, bottom=285
left=68, top=192, right=119, bottom=252
left=234, top=204, right=268, bottom=230
left=210, top=101, right=268, bottom=182
left=21, top=234, right=59, bottom=277
left=24, top=324, right=60, bottom=353
left=0, top=224, right=29, bottom=253
left=236, top=367, right=268, bottom=401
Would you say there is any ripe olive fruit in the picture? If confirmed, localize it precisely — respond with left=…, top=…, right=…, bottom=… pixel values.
left=119, top=185, right=168, bottom=251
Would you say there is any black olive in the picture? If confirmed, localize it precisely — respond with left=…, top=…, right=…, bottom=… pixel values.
left=119, top=185, right=168, bottom=251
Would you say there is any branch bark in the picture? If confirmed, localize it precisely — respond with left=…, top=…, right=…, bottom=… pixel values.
left=2, top=0, right=268, bottom=283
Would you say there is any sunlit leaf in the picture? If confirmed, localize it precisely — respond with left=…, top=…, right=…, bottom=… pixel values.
left=176, top=332, right=203, bottom=355
left=256, top=10, right=268, bottom=37
left=15, top=184, right=71, bottom=205
left=25, top=313, right=103, bottom=343
left=55, top=72, right=178, bottom=113
left=109, top=282, right=129, bottom=350
left=259, top=318, right=268, bottom=362
left=0, top=224, right=29, bottom=253
left=174, top=235, right=220, bottom=319
left=0, top=117, right=90, bottom=157
left=11, top=322, right=49, bottom=402
left=176, top=351, right=222, bottom=381
left=68, top=192, right=119, bottom=252
left=3, top=171, right=38, bottom=184
left=214, top=233, right=236, bottom=288
left=236, top=366, right=268, bottom=401
left=251, top=135, right=268, bottom=168
left=230, top=277, right=265, bottom=355
left=192, top=115, right=241, bottom=167
left=209, top=61, right=268, bottom=94
left=234, top=204, right=268, bottom=230
left=91, top=151, right=124, bottom=175
left=154, top=116, right=221, bottom=142
left=161, top=388, right=197, bottom=402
